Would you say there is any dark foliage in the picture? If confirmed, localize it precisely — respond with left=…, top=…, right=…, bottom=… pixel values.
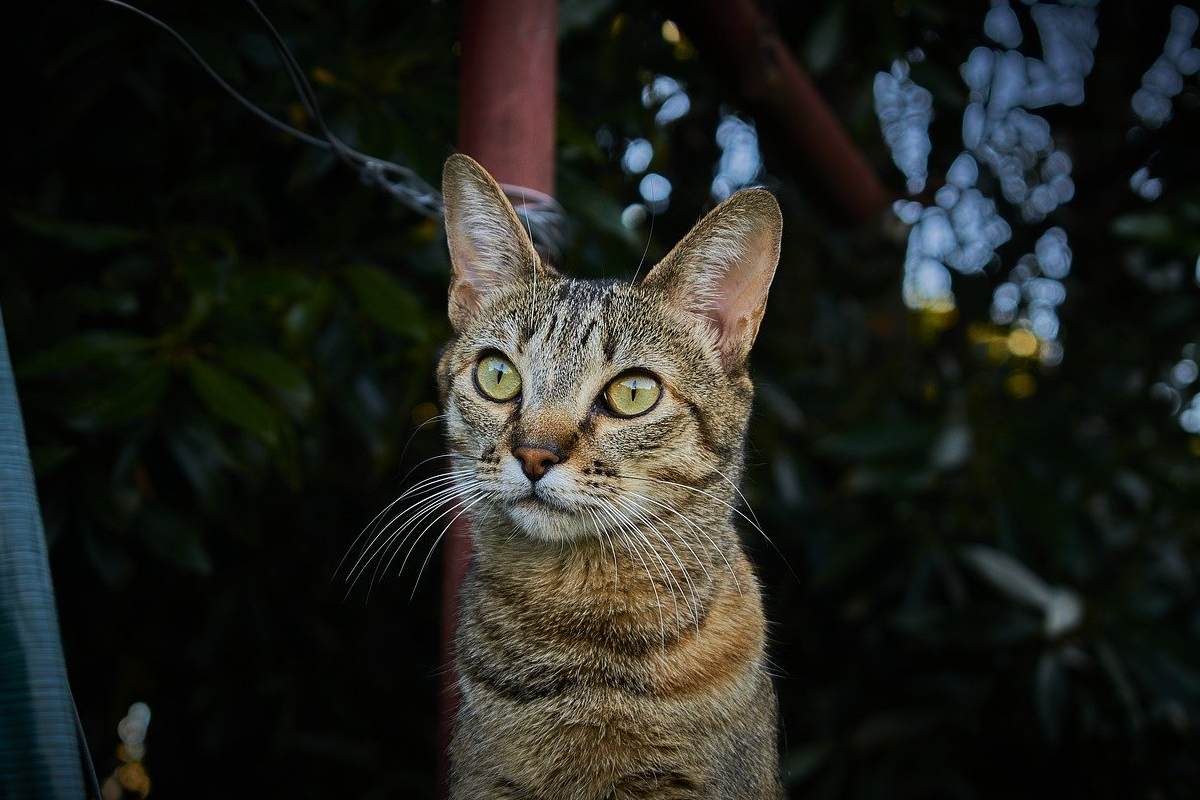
left=5, top=1, right=1199, bottom=797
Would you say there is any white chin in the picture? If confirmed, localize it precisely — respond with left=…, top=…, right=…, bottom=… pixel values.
left=506, top=499, right=587, bottom=542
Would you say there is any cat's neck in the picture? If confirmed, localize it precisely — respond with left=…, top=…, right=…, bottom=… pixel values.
left=467, top=514, right=750, bottom=643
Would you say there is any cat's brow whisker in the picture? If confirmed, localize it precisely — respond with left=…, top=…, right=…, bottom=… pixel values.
left=630, top=205, right=656, bottom=284
left=394, top=414, right=449, bottom=468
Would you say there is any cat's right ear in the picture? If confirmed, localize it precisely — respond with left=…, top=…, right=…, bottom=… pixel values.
left=442, top=154, right=550, bottom=331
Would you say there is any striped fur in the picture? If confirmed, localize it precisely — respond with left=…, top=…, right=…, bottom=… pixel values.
left=440, top=155, right=784, bottom=799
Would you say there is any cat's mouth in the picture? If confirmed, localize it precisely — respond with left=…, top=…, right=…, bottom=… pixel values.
left=514, top=488, right=563, bottom=509
left=510, top=485, right=577, bottom=516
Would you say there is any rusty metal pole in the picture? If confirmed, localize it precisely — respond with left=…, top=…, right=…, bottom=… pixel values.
left=438, top=1, right=558, bottom=795
left=671, top=0, right=890, bottom=223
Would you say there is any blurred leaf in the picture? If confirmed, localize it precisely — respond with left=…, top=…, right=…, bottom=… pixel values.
left=781, top=745, right=830, bottom=786
left=1111, top=213, right=1173, bottom=242
left=1096, top=640, right=1144, bottom=733
left=166, top=424, right=235, bottom=508
left=17, top=332, right=153, bottom=379
left=961, top=545, right=1051, bottom=609
left=559, top=0, right=616, bottom=38
left=1035, top=650, right=1067, bottom=742
left=345, top=264, right=427, bottom=339
left=815, top=422, right=935, bottom=461
left=63, top=286, right=139, bottom=316
left=139, top=505, right=213, bottom=575
left=187, top=361, right=280, bottom=444
left=29, top=444, right=77, bottom=476
left=11, top=211, right=147, bottom=251
left=221, top=346, right=310, bottom=393
left=65, top=365, right=168, bottom=430
left=804, top=4, right=845, bottom=75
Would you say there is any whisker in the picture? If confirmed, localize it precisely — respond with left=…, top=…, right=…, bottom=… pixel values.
left=606, top=501, right=683, bottom=631
left=334, top=455, right=468, bottom=579
left=596, top=501, right=665, bottom=651
left=621, top=494, right=713, bottom=585
left=344, top=479, right=478, bottom=594
left=388, top=484, right=485, bottom=584
left=369, top=481, right=484, bottom=596
left=624, top=474, right=766, bottom=536
left=621, top=489, right=742, bottom=595
left=341, top=473, right=476, bottom=585
left=394, top=414, right=449, bottom=475
left=585, top=506, right=620, bottom=587
left=624, top=474, right=797, bottom=584
left=354, top=482, right=481, bottom=601
left=630, top=204, right=656, bottom=284
left=407, top=493, right=489, bottom=602
left=710, top=464, right=764, bottom=532
left=613, top=495, right=702, bottom=632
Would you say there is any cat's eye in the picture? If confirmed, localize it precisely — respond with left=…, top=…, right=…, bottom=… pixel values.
left=475, top=353, right=522, bottom=401
left=604, top=372, right=661, bottom=417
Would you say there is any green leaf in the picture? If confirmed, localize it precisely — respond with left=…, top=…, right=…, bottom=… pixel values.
left=815, top=422, right=936, bottom=461
left=220, top=345, right=314, bottom=422
left=559, top=0, right=616, bottom=38
left=1110, top=213, right=1177, bottom=244
left=65, top=366, right=169, bottom=431
left=804, top=4, right=845, bottom=75
left=29, top=445, right=78, bottom=476
left=11, top=211, right=148, bottom=251
left=139, top=506, right=213, bottom=575
left=220, top=346, right=309, bottom=392
left=17, top=332, right=154, bottom=379
left=782, top=745, right=830, bottom=786
left=1035, top=650, right=1067, bottom=742
left=345, top=264, right=427, bottom=339
left=166, top=424, right=235, bottom=508
left=188, top=361, right=280, bottom=444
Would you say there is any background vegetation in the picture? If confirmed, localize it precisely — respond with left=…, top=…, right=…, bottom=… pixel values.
left=6, top=0, right=1199, bottom=796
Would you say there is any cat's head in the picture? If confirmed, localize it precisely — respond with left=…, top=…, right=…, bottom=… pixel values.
left=437, top=154, right=780, bottom=542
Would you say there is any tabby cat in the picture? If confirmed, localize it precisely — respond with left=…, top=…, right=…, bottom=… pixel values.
left=438, top=154, right=784, bottom=799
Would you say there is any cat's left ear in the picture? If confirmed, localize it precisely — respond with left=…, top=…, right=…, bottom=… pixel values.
left=442, top=154, right=555, bottom=331
left=641, top=188, right=782, bottom=370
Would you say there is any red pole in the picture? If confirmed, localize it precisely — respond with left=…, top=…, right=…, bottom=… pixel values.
left=672, top=0, right=889, bottom=224
left=437, top=1, right=557, bottom=795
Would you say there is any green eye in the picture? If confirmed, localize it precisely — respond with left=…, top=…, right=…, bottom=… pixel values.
left=604, top=372, right=661, bottom=417
left=475, top=354, right=522, bottom=401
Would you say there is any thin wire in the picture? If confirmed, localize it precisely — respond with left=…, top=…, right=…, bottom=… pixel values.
left=631, top=208, right=656, bottom=283
left=98, top=0, right=331, bottom=150
left=96, top=0, right=570, bottom=257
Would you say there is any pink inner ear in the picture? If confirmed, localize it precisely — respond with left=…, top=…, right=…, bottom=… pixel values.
left=706, top=237, right=776, bottom=361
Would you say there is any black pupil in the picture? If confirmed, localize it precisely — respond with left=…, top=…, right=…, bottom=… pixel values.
left=629, top=381, right=639, bottom=402
left=493, top=362, right=505, bottom=385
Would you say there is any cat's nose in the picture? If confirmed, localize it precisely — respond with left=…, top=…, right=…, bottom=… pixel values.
left=512, top=445, right=561, bottom=481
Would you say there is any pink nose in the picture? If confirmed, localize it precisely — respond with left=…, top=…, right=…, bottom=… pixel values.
left=512, top=446, right=560, bottom=481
